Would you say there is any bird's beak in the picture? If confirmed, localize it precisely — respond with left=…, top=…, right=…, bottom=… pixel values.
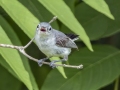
left=40, top=27, right=46, bottom=32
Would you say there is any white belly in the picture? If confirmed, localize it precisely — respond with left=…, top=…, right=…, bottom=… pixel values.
left=35, top=35, right=71, bottom=57
left=40, top=45, right=71, bottom=57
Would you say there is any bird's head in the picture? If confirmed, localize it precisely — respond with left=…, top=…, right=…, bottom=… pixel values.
left=36, top=22, right=53, bottom=36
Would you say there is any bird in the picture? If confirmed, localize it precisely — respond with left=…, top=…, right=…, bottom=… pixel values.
left=35, top=22, right=79, bottom=68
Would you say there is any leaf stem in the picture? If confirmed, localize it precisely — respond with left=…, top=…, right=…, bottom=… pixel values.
left=114, top=77, right=119, bottom=90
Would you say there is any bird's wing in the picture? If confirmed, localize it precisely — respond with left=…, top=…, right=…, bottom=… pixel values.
left=53, top=29, right=78, bottom=48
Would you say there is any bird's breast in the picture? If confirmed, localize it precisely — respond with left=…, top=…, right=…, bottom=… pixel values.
left=35, top=35, right=71, bottom=57
left=35, top=35, right=55, bottom=51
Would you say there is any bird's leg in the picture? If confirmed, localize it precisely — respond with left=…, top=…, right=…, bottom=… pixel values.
left=50, top=56, right=68, bottom=68
left=38, top=57, right=50, bottom=67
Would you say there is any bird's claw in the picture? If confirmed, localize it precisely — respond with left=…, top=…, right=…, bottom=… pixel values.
left=49, top=61, right=56, bottom=68
left=38, top=59, right=44, bottom=67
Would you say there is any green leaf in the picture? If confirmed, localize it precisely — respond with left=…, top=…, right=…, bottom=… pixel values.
left=38, top=0, right=93, bottom=51
left=0, top=55, right=18, bottom=78
left=75, top=3, right=107, bottom=40
left=0, top=0, right=59, bottom=38
left=64, top=0, right=76, bottom=12
left=0, top=26, right=33, bottom=90
left=103, top=0, right=120, bottom=37
left=0, top=0, right=66, bottom=78
left=41, top=45, right=120, bottom=90
left=83, top=0, right=115, bottom=20
left=21, top=56, right=39, bottom=90
left=0, top=0, right=39, bottom=38
left=18, top=0, right=59, bottom=30
left=50, top=57, right=67, bottom=79
left=75, top=0, right=120, bottom=40
left=0, top=15, right=39, bottom=90
left=0, top=63, right=21, bottom=90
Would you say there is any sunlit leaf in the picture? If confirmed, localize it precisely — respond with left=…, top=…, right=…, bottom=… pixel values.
left=0, top=26, right=33, bottom=90
left=0, top=0, right=39, bottom=38
left=38, top=0, right=93, bottom=51
left=0, top=15, right=39, bottom=90
left=83, top=0, right=114, bottom=20
left=50, top=57, right=67, bottom=79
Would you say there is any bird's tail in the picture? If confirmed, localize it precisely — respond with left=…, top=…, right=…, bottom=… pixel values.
left=65, top=34, right=79, bottom=41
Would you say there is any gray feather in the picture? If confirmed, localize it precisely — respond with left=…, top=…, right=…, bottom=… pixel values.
left=53, top=29, right=78, bottom=49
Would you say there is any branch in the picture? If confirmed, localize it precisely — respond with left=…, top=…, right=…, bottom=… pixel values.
left=0, top=43, right=83, bottom=69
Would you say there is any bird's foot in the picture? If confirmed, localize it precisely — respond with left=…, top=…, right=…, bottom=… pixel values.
left=49, top=61, right=57, bottom=68
left=38, top=57, right=49, bottom=67
left=38, top=59, right=44, bottom=67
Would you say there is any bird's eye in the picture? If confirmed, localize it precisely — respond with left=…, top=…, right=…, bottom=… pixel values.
left=49, top=27, right=52, bottom=31
left=37, top=25, right=39, bottom=28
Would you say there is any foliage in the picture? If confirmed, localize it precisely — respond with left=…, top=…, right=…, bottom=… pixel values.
left=0, top=0, right=120, bottom=90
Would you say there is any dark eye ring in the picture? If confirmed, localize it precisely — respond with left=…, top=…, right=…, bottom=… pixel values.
left=37, top=25, right=39, bottom=28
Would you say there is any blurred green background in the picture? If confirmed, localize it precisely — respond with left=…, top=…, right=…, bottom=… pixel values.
left=0, top=0, right=120, bottom=90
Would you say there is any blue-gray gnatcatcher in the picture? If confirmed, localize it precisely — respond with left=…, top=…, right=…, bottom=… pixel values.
left=35, top=21, right=79, bottom=68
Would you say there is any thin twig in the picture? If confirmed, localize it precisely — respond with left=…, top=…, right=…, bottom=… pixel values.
left=0, top=43, right=83, bottom=69
left=49, top=16, right=58, bottom=24
left=23, top=37, right=35, bottom=49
